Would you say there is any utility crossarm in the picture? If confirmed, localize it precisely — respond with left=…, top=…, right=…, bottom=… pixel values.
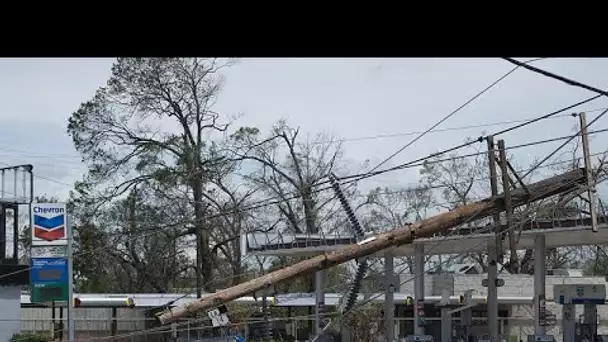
left=156, top=168, right=587, bottom=325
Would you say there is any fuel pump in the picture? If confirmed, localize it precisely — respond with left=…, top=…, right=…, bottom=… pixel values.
left=576, top=314, right=594, bottom=342
left=450, top=290, right=474, bottom=342
left=575, top=302, right=598, bottom=342
left=553, top=284, right=606, bottom=342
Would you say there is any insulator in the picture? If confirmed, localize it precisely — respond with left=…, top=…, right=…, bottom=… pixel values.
left=328, top=173, right=365, bottom=239
left=342, top=260, right=368, bottom=313
left=262, top=297, right=272, bottom=340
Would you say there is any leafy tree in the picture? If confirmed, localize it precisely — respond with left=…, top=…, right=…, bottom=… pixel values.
left=67, top=58, right=243, bottom=293
left=341, top=302, right=384, bottom=342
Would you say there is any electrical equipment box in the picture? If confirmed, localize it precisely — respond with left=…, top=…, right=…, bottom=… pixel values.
left=406, top=335, right=434, bottom=342
left=553, top=284, right=606, bottom=305
left=527, top=335, right=556, bottom=342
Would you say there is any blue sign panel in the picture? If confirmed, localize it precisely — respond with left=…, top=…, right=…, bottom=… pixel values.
left=31, top=257, right=68, bottom=284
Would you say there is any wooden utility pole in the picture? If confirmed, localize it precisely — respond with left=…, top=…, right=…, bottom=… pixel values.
left=579, top=112, right=599, bottom=232
left=498, top=140, right=516, bottom=268
left=157, top=168, right=587, bottom=324
left=486, top=136, right=500, bottom=342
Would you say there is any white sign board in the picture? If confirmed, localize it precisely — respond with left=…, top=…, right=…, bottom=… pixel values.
left=206, top=308, right=231, bottom=327
left=31, top=203, right=68, bottom=246
left=553, top=284, right=606, bottom=304
left=30, top=245, right=68, bottom=258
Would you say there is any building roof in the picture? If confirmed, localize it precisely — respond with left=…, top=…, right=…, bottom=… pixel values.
left=20, top=292, right=535, bottom=308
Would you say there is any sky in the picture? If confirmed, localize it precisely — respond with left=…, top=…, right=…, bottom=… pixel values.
left=1, top=57, right=608, bottom=205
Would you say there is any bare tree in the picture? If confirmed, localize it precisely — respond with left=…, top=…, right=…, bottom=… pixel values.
left=419, top=142, right=491, bottom=270
left=363, top=186, right=434, bottom=272
left=229, top=121, right=353, bottom=236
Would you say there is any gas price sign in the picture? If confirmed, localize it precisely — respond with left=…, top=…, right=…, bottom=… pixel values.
left=30, top=257, right=69, bottom=302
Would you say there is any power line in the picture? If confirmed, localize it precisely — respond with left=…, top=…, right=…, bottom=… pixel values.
left=365, top=58, right=541, bottom=175
left=503, top=58, right=608, bottom=97
left=320, top=108, right=606, bottom=144
left=6, top=147, right=603, bottom=252
left=330, top=97, right=603, bottom=189
left=0, top=111, right=593, bottom=164
left=5, top=124, right=608, bottom=249
left=493, top=97, right=603, bottom=136
left=335, top=126, right=608, bottom=185
left=521, top=110, right=608, bottom=179
left=5, top=101, right=604, bottom=192
left=68, top=126, right=608, bottom=232
left=101, top=132, right=608, bottom=236
left=6, top=106, right=604, bottom=166
left=499, top=59, right=608, bottom=178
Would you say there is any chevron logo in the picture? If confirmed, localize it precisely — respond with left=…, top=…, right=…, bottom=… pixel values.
left=33, top=214, right=66, bottom=242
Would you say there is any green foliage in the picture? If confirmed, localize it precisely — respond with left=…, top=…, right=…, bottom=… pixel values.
left=583, top=248, right=608, bottom=280
left=10, top=333, right=52, bottom=342
left=65, top=58, right=262, bottom=292
left=341, top=302, right=384, bottom=342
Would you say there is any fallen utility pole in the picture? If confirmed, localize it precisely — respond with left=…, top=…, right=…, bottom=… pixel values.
left=157, top=168, right=587, bottom=324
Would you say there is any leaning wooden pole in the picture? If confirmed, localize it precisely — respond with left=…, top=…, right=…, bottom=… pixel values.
left=157, top=168, right=586, bottom=324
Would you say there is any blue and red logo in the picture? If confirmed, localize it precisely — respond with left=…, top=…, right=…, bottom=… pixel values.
left=33, top=214, right=66, bottom=241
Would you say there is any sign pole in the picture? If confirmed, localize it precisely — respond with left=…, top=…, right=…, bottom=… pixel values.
left=29, top=202, right=72, bottom=340
left=67, top=216, right=74, bottom=342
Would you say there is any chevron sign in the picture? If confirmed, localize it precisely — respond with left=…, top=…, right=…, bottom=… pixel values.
left=31, top=203, right=68, bottom=246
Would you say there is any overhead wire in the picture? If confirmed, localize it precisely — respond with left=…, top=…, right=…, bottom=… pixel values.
left=8, top=105, right=600, bottom=190
left=365, top=57, right=547, bottom=175
left=5, top=127, right=607, bottom=253
left=500, top=58, right=608, bottom=178
left=521, top=110, right=608, bottom=179
left=4, top=125, right=608, bottom=266
left=503, top=58, right=608, bottom=97
left=6, top=60, right=607, bottom=206
left=5, top=92, right=605, bottom=225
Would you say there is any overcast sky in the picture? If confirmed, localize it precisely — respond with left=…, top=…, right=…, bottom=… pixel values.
left=1, top=58, right=608, bottom=203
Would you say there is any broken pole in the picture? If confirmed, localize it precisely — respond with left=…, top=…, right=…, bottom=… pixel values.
left=157, top=168, right=587, bottom=324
